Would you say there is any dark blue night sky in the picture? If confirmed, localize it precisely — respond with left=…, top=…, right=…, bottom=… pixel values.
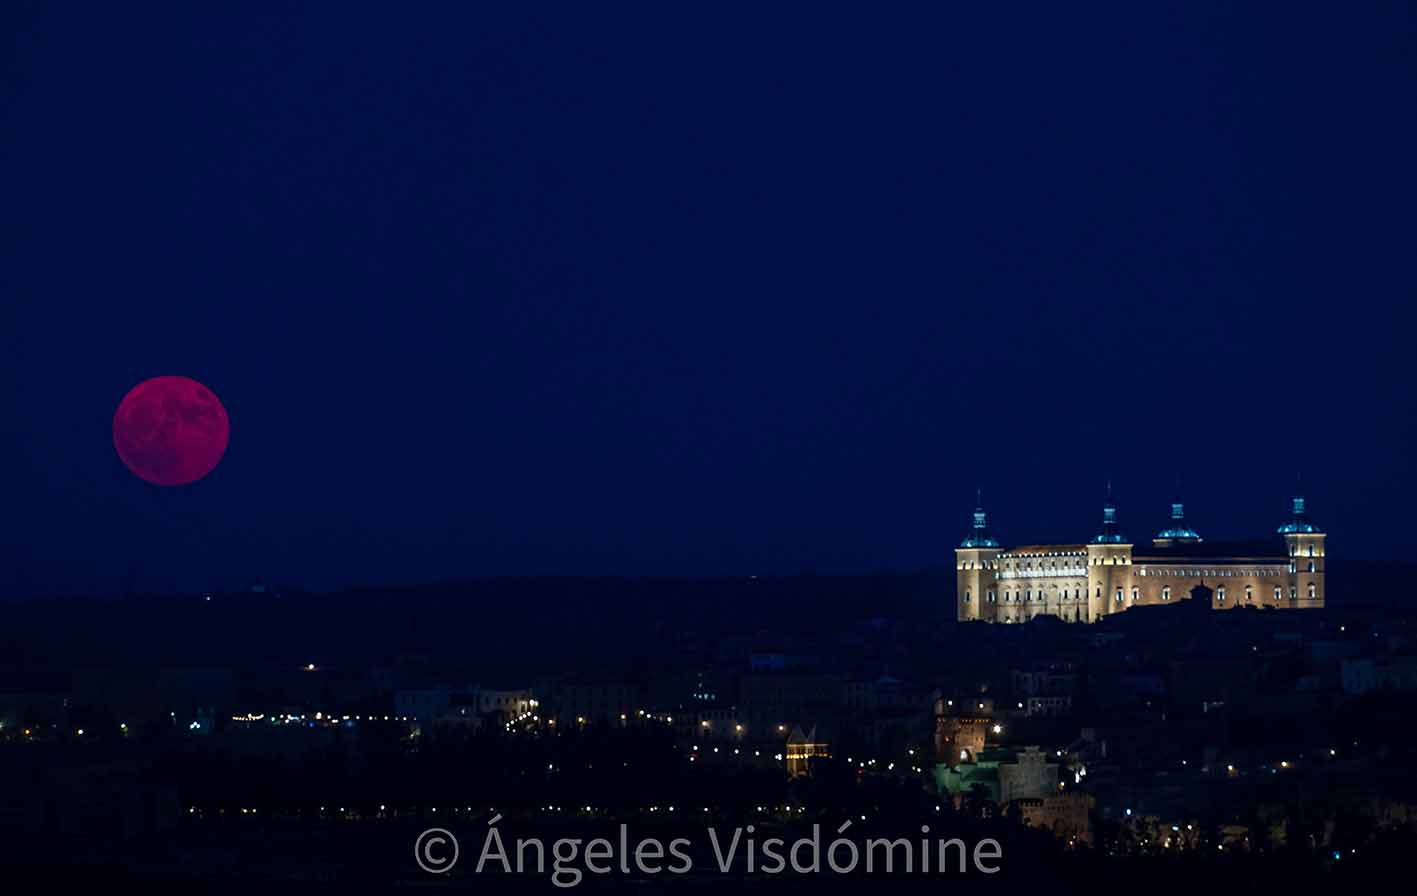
left=4, top=4, right=1414, bottom=593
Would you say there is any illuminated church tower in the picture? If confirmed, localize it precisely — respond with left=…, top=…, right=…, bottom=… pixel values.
left=955, top=493, right=1000, bottom=622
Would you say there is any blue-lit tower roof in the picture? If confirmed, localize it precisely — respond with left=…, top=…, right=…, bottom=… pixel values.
left=1155, top=501, right=1202, bottom=542
left=1092, top=487, right=1128, bottom=544
left=1277, top=495, right=1321, bottom=534
left=959, top=492, right=999, bottom=548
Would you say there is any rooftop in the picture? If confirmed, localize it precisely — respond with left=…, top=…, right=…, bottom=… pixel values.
left=1155, top=502, right=1202, bottom=542
left=1277, top=496, right=1322, bottom=534
left=959, top=502, right=1000, bottom=548
left=1003, top=545, right=1088, bottom=556
left=1134, top=539, right=1289, bottom=560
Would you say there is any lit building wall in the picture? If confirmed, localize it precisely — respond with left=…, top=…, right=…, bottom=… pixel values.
left=953, top=492, right=1325, bottom=623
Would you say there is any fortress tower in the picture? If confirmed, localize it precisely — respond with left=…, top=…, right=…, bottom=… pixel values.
left=954, top=494, right=1001, bottom=622
left=1086, top=491, right=1132, bottom=622
left=1280, top=494, right=1325, bottom=608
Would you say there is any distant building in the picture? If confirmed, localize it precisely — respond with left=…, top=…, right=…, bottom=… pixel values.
left=785, top=725, right=830, bottom=778
left=546, top=681, right=635, bottom=726
left=480, top=688, right=535, bottom=723
left=936, top=745, right=1058, bottom=804
left=696, top=706, right=746, bottom=740
left=956, top=492, right=1325, bottom=623
left=998, top=746, right=1059, bottom=804
left=1017, top=792, right=1094, bottom=845
left=738, top=671, right=843, bottom=737
left=1012, top=664, right=1076, bottom=717
left=1341, top=656, right=1417, bottom=695
left=934, top=696, right=991, bottom=764
left=843, top=676, right=934, bottom=713
left=1025, top=696, right=1072, bottom=719
left=395, top=686, right=534, bottom=725
left=395, top=688, right=457, bottom=722
left=937, top=748, right=1006, bottom=802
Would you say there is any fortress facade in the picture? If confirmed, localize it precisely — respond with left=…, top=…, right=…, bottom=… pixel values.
left=955, top=493, right=1325, bottom=623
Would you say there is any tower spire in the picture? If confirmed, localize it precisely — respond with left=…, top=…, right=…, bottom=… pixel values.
left=1278, top=474, right=1321, bottom=534
left=1093, top=482, right=1127, bottom=544
left=1156, top=480, right=1201, bottom=544
left=960, top=489, right=998, bottom=548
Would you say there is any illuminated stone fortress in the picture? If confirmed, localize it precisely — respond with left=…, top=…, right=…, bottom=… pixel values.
left=955, top=491, right=1325, bottom=623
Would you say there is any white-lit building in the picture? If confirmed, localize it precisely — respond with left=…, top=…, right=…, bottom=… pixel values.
left=956, top=492, right=1325, bottom=624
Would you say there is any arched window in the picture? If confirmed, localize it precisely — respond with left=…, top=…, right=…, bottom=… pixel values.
left=1217, top=586, right=1226, bottom=603
left=1308, top=583, right=1316, bottom=600
left=1162, top=587, right=1171, bottom=601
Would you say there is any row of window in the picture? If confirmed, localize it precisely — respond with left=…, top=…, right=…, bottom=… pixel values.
left=1137, top=567, right=1292, bottom=578
left=983, top=544, right=1321, bottom=567
left=965, top=583, right=1319, bottom=604
left=965, top=588, right=1109, bottom=604
left=1007, top=560, right=1087, bottom=571
left=973, top=562, right=1318, bottom=578
left=1000, top=557, right=1128, bottom=577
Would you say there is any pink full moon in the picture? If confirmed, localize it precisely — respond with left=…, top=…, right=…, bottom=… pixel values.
left=113, top=376, right=230, bottom=486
